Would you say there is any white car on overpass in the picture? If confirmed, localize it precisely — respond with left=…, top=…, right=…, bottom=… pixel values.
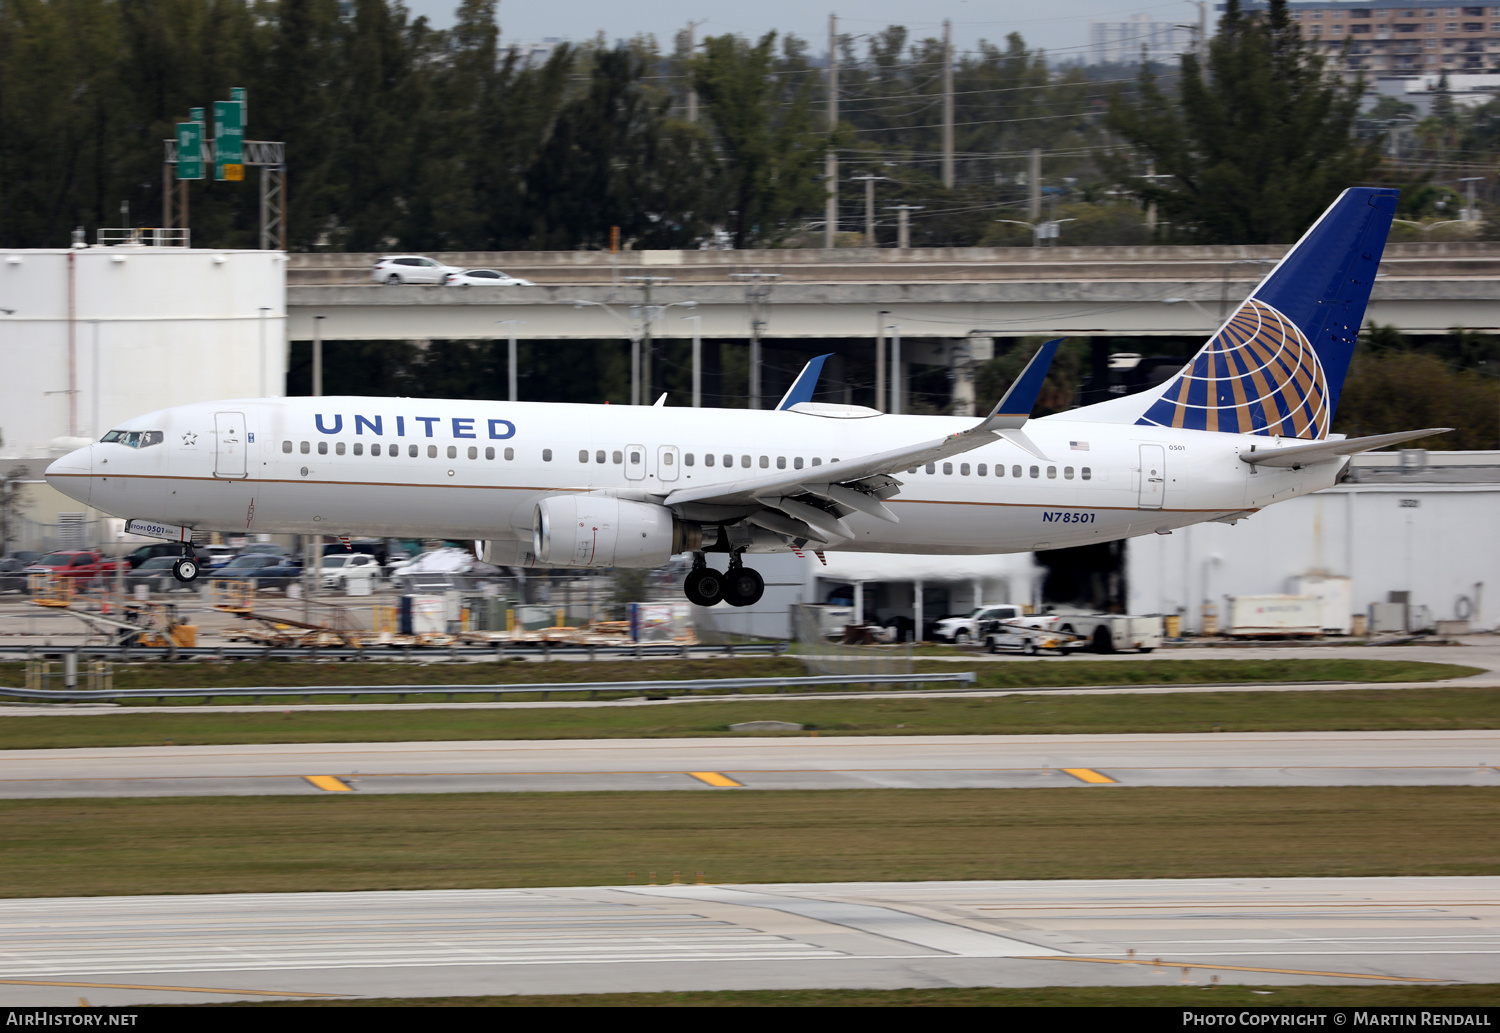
left=444, top=268, right=534, bottom=287
left=372, top=256, right=462, bottom=285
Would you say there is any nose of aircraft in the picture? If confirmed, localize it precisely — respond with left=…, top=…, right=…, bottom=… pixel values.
left=45, top=445, right=93, bottom=506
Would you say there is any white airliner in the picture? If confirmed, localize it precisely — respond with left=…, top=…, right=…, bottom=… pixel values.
left=47, top=188, right=1443, bottom=607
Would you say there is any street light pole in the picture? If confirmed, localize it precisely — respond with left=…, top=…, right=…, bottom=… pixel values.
left=496, top=320, right=525, bottom=401
left=622, top=276, right=674, bottom=404
left=683, top=315, right=703, bottom=407
left=311, top=315, right=324, bottom=396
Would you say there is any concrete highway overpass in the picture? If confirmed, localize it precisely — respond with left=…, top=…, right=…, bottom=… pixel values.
left=287, top=241, right=1500, bottom=343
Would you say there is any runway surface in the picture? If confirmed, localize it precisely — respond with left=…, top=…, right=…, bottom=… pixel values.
left=1, top=730, right=1497, bottom=797
left=0, top=877, right=1492, bottom=1004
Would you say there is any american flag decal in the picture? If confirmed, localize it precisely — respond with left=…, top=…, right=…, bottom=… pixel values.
left=1070, top=441, right=1089, bottom=451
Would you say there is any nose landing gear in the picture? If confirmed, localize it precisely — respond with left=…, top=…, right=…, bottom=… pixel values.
left=682, top=553, right=764, bottom=608
left=171, top=545, right=201, bottom=584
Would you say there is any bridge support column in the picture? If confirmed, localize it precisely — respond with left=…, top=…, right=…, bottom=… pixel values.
left=950, top=336, right=993, bottom=417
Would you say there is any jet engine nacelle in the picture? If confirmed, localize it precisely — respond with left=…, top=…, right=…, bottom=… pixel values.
left=533, top=495, right=700, bottom=568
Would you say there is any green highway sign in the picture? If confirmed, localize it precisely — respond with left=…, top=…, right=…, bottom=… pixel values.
left=214, top=99, right=244, bottom=182
left=190, top=107, right=204, bottom=124
left=176, top=122, right=204, bottom=180
left=230, top=87, right=247, bottom=130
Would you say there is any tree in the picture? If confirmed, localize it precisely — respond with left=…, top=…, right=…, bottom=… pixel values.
left=1106, top=0, right=1381, bottom=244
left=692, top=32, right=825, bottom=247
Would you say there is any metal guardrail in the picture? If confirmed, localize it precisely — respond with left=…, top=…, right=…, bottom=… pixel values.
left=0, top=671, right=975, bottom=704
left=0, top=642, right=786, bottom=661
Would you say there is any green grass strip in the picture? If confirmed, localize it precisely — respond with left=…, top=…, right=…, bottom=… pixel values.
left=2, top=685, right=1498, bottom=750
left=235, top=985, right=1500, bottom=1007
left=0, top=657, right=1478, bottom=696
left=2, top=788, right=1494, bottom=899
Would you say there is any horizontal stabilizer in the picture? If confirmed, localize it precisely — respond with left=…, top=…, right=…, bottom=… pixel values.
left=1240, top=428, right=1450, bottom=468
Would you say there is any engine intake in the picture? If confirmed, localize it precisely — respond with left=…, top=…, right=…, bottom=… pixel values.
left=533, top=496, right=701, bottom=568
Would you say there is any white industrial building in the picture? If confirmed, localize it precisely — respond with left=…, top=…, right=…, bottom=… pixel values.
left=0, top=244, right=286, bottom=550
left=1127, top=451, right=1500, bottom=634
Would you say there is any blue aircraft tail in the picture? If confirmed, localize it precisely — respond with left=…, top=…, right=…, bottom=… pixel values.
left=1134, top=187, right=1397, bottom=439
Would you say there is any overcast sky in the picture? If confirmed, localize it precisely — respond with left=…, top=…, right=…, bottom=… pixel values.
left=402, top=1, right=1214, bottom=62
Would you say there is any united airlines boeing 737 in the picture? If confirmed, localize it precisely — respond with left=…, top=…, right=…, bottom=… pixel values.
left=45, top=187, right=1444, bottom=607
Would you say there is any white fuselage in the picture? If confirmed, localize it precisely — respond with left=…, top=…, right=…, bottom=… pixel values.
left=45, top=396, right=1342, bottom=557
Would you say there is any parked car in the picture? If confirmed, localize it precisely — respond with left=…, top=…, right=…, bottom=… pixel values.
left=23, top=550, right=125, bottom=580
left=443, top=268, right=534, bottom=287
left=0, top=557, right=31, bottom=594
left=205, top=554, right=303, bottom=588
left=5, top=551, right=42, bottom=566
left=371, top=255, right=461, bottom=286
left=124, top=542, right=185, bottom=568
left=319, top=552, right=382, bottom=590
left=930, top=605, right=1024, bottom=646
left=125, top=555, right=198, bottom=594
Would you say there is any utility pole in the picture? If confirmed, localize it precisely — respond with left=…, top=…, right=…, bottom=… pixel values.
left=850, top=173, right=889, bottom=246
left=496, top=320, right=525, bottom=401
left=886, top=205, right=923, bottom=249
left=731, top=271, right=781, bottom=409
left=888, top=323, right=903, bottom=414
left=312, top=315, right=324, bottom=397
left=685, top=20, right=702, bottom=123
left=876, top=310, right=890, bottom=412
left=942, top=20, right=954, bottom=190
left=825, top=13, right=839, bottom=249
left=623, top=276, right=674, bottom=404
left=1028, top=148, right=1042, bottom=221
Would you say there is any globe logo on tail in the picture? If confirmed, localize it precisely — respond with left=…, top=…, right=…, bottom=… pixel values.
left=1137, top=298, right=1330, bottom=439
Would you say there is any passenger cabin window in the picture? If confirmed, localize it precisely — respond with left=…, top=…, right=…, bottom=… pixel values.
left=282, top=440, right=293, bottom=453
left=811, top=457, right=822, bottom=466
left=776, top=457, right=785, bottom=470
left=372, top=444, right=382, bottom=456
left=579, top=450, right=589, bottom=463
left=925, top=463, right=935, bottom=474
left=484, top=447, right=495, bottom=459
left=794, top=457, right=803, bottom=469
left=612, top=450, right=622, bottom=464
left=705, top=454, right=715, bottom=467
left=354, top=443, right=364, bottom=456
left=1047, top=466, right=1057, bottom=479
left=1081, top=467, right=1092, bottom=480
left=943, top=463, right=953, bottom=475
left=1029, top=466, right=1039, bottom=478
left=505, top=447, right=515, bottom=461
left=336, top=442, right=346, bottom=456
left=960, top=463, right=969, bottom=476
left=447, top=446, right=457, bottom=459
left=759, top=456, right=769, bottom=469
left=596, top=450, right=606, bottom=464
left=977, top=464, right=987, bottom=476
left=741, top=455, right=751, bottom=468
left=685, top=453, right=695, bottom=467
left=1064, top=466, right=1074, bottom=479
left=629, top=450, right=640, bottom=465
left=427, top=445, right=438, bottom=459
left=300, top=441, right=310, bottom=454
left=663, top=453, right=674, bottom=466
left=543, top=449, right=554, bottom=462
left=317, top=442, right=328, bottom=455
left=1012, top=465, right=1022, bottom=478
left=467, top=446, right=478, bottom=459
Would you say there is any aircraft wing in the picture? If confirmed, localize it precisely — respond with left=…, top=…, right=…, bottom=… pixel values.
left=660, top=341, right=1061, bottom=543
left=1239, top=428, right=1450, bottom=468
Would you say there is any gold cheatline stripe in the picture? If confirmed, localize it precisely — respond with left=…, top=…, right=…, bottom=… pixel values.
left=688, top=771, right=744, bottom=788
left=304, top=775, right=353, bottom=792
left=1026, top=957, right=1448, bottom=983
left=1061, top=768, right=1118, bottom=784
left=0, top=978, right=348, bottom=997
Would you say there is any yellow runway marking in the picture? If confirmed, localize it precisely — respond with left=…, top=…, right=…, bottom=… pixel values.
left=0, top=978, right=349, bottom=997
left=1062, top=768, right=1117, bottom=784
left=688, top=771, right=744, bottom=787
left=304, top=775, right=353, bottom=792
left=1029, top=956, right=1448, bottom=983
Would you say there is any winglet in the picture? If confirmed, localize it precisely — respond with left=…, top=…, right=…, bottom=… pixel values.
left=981, top=339, right=1062, bottom=431
left=777, top=354, right=834, bottom=411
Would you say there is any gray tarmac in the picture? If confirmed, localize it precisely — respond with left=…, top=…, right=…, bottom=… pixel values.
left=0, top=877, right=1493, bottom=1005
left=1, top=730, right=1497, bottom=797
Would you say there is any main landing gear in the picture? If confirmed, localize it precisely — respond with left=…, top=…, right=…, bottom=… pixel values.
left=171, top=545, right=201, bottom=584
left=683, top=554, right=763, bottom=608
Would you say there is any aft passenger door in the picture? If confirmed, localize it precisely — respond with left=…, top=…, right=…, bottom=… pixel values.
left=214, top=411, right=248, bottom=479
left=1137, top=444, right=1165, bottom=509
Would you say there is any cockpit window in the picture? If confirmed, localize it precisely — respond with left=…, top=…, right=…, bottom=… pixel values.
left=100, top=429, right=163, bottom=448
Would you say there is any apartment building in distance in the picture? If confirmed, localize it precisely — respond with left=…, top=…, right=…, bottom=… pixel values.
left=1237, top=1, right=1500, bottom=74
left=1089, top=14, right=1199, bottom=65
